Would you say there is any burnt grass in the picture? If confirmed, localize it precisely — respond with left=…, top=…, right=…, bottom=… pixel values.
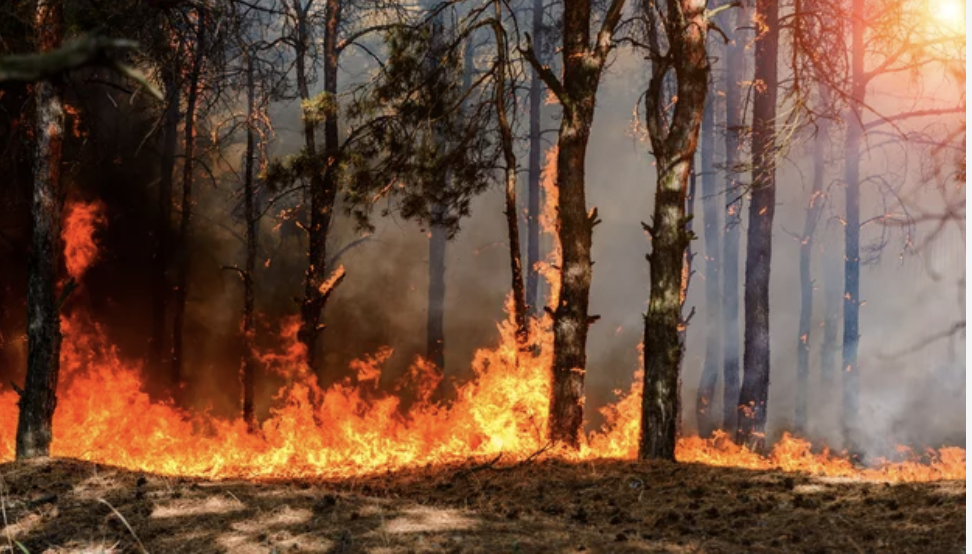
left=0, top=456, right=964, bottom=553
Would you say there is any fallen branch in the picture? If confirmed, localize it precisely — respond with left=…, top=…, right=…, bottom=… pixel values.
left=495, top=441, right=555, bottom=472
left=453, top=453, right=504, bottom=480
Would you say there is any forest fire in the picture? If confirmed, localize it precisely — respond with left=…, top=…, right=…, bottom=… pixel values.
left=0, top=158, right=963, bottom=487
left=0, top=308, right=963, bottom=482
left=0, top=0, right=964, bottom=549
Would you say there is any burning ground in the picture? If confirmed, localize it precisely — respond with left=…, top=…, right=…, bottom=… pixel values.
left=0, top=455, right=964, bottom=553
left=0, top=297, right=964, bottom=552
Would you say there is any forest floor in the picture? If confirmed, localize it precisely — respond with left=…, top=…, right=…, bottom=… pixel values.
left=0, top=456, right=964, bottom=554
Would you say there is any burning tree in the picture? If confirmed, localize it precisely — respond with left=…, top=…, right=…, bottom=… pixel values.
left=15, top=0, right=67, bottom=459
left=220, top=0, right=290, bottom=430
left=262, top=0, right=403, bottom=373
left=519, top=0, right=627, bottom=449
left=343, top=4, right=500, bottom=388
left=735, top=0, right=779, bottom=450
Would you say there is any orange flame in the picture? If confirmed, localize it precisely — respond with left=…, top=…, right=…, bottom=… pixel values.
left=535, top=145, right=561, bottom=308
left=62, top=201, right=106, bottom=280
left=0, top=311, right=962, bottom=483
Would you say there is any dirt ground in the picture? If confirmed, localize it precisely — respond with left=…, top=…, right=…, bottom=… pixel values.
left=0, top=457, right=964, bottom=553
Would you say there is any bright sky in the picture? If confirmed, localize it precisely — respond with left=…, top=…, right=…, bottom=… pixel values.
left=929, top=0, right=966, bottom=33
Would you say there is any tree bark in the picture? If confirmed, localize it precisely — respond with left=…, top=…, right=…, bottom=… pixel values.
left=736, top=0, right=778, bottom=451
left=721, top=0, right=747, bottom=433
left=171, top=13, right=206, bottom=391
left=16, top=0, right=65, bottom=460
left=296, top=0, right=343, bottom=372
left=490, top=13, right=530, bottom=355
left=151, top=62, right=180, bottom=379
left=538, top=0, right=625, bottom=449
left=639, top=0, right=709, bottom=461
left=695, top=83, right=720, bottom=438
left=841, top=0, right=865, bottom=450
left=794, top=86, right=831, bottom=434
left=241, top=52, right=258, bottom=432
left=525, top=0, right=544, bottom=315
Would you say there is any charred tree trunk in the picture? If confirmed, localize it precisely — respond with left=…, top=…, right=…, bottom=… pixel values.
left=525, top=0, right=544, bottom=315
left=151, top=63, right=180, bottom=378
left=721, top=0, right=747, bottom=433
left=736, top=0, right=778, bottom=451
left=241, top=53, right=258, bottom=432
left=171, top=14, right=206, bottom=391
left=639, top=0, right=709, bottom=461
left=794, top=86, right=831, bottom=434
left=296, top=0, right=344, bottom=372
left=16, top=0, right=65, bottom=459
left=695, top=83, right=721, bottom=438
left=548, top=110, right=594, bottom=448
left=529, top=0, right=624, bottom=449
left=841, top=0, right=865, bottom=449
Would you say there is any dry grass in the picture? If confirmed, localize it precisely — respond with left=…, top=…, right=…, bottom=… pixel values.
left=0, top=456, right=964, bottom=553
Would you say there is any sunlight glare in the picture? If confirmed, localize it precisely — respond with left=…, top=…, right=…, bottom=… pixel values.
left=930, top=0, right=966, bottom=33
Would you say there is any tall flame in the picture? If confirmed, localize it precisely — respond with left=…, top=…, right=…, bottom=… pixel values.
left=0, top=310, right=962, bottom=482
left=62, top=201, right=106, bottom=280
left=535, top=144, right=561, bottom=308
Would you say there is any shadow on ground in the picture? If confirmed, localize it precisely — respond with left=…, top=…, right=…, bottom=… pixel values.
left=0, top=456, right=964, bottom=553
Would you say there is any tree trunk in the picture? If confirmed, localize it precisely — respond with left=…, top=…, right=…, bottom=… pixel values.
left=794, top=86, right=831, bottom=434
left=546, top=0, right=619, bottom=449
left=16, top=0, right=65, bottom=460
left=695, top=83, right=721, bottom=438
left=721, top=0, right=747, bottom=433
left=842, top=0, right=865, bottom=450
left=639, top=0, right=708, bottom=461
left=820, top=221, right=841, bottom=392
left=241, top=52, right=258, bottom=432
left=525, top=0, right=544, bottom=315
left=736, top=0, right=778, bottom=451
left=171, top=14, right=206, bottom=391
left=490, top=13, right=529, bottom=354
left=523, top=0, right=624, bottom=448
left=151, top=64, right=180, bottom=379
left=548, top=112, right=594, bottom=448
left=427, top=222, right=447, bottom=371
left=423, top=8, right=457, bottom=379
left=296, top=0, right=343, bottom=372
left=678, top=162, right=696, bottom=438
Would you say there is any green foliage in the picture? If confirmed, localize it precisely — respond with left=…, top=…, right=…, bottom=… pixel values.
left=263, top=148, right=327, bottom=193
left=343, top=21, right=499, bottom=238
left=301, top=92, right=338, bottom=125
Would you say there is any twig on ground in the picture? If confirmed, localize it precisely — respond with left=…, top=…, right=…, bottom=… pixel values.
left=454, top=453, right=504, bottom=480
left=97, top=498, right=149, bottom=554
